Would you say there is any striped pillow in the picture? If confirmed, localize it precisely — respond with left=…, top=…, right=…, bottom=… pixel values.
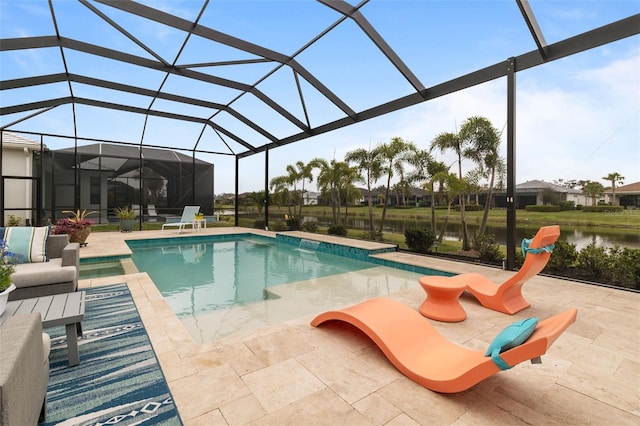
left=0, top=226, right=49, bottom=263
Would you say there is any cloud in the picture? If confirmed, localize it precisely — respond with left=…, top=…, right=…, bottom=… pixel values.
left=227, top=47, right=639, bottom=194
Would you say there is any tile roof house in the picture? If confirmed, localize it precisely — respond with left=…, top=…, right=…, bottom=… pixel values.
left=605, top=181, right=640, bottom=208
left=514, top=180, right=590, bottom=207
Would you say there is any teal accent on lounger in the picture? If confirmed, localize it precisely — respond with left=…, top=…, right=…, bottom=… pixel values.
left=485, top=317, right=539, bottom=370
left=521, top=238, right=555, bottom=258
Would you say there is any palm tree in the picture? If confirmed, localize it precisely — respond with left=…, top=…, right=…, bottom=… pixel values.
left=431, top=130, right=471, bottom=250
left=246, top=191, right=267, bottom=220
left=376, top=137, right=416, bottom=235
left=459, top=116, right=503, bottom=236
left=296, top=161, right=314, bottom=216
left=269, top=175, right=293, bottom=216
left=465, top=168, right=483, bottom=205
left=345, top=147, right=383, bottom=236
left=583, top=181, right=605, bottom=206
left=405, top=148, right=439, bottom=230
left=437, top=172, right=467, bottom=243
left=602, top=172, right=624, bottom=206
left=311, top=158, right=357, bottom=225
left=426, top=160, right=449, bottom=233
left=270, top=161, right=314, bottom=218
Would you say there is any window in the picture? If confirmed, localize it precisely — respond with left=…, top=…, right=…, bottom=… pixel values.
left=90, top=177, right=100, bottom=204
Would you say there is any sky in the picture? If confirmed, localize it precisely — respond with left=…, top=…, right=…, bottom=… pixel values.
left=1, top=0, right=639, bottom=195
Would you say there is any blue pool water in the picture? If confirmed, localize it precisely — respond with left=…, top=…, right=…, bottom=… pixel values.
left=130, top=236, right=380, bottom=318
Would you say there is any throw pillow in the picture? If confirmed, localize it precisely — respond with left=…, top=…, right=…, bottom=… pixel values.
left=485, top=317, right=539, bottom=370
left=0, top=226, right=49, bottom=263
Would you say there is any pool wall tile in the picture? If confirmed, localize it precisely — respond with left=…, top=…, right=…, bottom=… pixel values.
left=80, top=254, right=130, bottom=264
left=125, top=233, right=271, bottom=249
left=123, top=233, right=452, bottom=277
left=275, top=234, right=453, bottom=277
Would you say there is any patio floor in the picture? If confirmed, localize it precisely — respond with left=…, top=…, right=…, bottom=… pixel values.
left=78, top=228, right=639, bottom=425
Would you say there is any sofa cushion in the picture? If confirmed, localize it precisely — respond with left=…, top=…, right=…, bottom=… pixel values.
left=0, top=226, right=49, bottom=263
left=12, top=259, right=76, bottom=288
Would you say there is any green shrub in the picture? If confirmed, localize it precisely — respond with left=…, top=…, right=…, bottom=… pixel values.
left=301, top=221, right=318, bottom=233
left=454, top=204, right=483, bottom=211
left=286, top=217, right=301, bottom=231
left=582, top=205, right=624, bottom=213
left=472, top=234, right=503, bottom=262
left=558, top=201, right=575, bottom=211
left=525, top=205, right=562, bottom=212
left=607, top=247, right=640, bottom=289
left=327, top=224, right=347, bottom=236
left=576, top=243, right=610, bottom=278
left=6, top=215, right=22, bottom=226
left=545, top=240, right=578, bottom=271
left=358, top=229, right=384, bottom=241
left=404, top=227, right=435, bottom=254
left=253, top=220, right=265, bottom=229
left=270, top=220, right=288, bottom=231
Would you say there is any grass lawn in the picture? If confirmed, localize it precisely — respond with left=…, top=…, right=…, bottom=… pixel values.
left=264, top=205, right=640, bottom=228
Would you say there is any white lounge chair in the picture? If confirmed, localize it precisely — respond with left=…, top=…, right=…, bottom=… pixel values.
left=147, top=204, right=161, bottom=222
left=161, top=206, right=200, bottom=233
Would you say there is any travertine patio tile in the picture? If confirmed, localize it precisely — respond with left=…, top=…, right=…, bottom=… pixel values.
left=560, top=360, right=640, bottom=414
left=376, top=378, right=474, bottom=425
left=241, top=358, right=325, bottom=413
left=242, top=327, right=321, bottom=366
left=245, top=388, right=370, bottom=426
left=156, top=349, right=197, bottom=382
left=219, top=394, right=267, bottom=426
left=189, top=342, right=255, bottom=371
left=474, top=386, right=564, bottom=426
left=184, top=409, right=228, bottom=426
left=385, top=413, right=422, bottom=425
left=171, top=364, right=250, bottom=421
left=297, top=344, right=398, bottom=404
left=532, top=383, right=639, bottom=425
left=353, top=392, right=402, bottom=425
left=226, top=349, right=268, bottom=376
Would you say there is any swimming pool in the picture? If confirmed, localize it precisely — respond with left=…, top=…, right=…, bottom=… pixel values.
left=128, top=235, right=445, bottom=342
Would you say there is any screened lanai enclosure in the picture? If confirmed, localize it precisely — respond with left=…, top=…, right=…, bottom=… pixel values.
left=1, top=1, right=638, bottom=268
left=45, top=143, right=213, bottom=224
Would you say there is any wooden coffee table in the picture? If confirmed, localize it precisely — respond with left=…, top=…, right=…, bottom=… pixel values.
left=1, top=292, right=86, bottom=366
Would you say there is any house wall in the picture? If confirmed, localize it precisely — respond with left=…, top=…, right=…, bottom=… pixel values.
left=1, top=146, right=34, bottom=226
left=566, top=193, right=589, bottom=207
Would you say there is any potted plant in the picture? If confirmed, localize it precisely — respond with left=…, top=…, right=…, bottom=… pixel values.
left=114, top=206, right=136, bottom=232
left=51, top=209, right=96, bottom=246
left=0, top=240, right=19, bottom=315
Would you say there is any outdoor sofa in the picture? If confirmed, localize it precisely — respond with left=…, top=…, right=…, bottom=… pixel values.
left=7, top=232, right=79, bottom=301
left=0, top=313, right=51, bottom=425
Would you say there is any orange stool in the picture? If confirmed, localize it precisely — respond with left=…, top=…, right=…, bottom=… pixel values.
left=419, top=276, right=467, bottom=322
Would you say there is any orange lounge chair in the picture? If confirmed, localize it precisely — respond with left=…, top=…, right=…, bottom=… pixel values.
left=460, top=225, right=561, bottom=314
left=311, top=297, right=577, bottom=393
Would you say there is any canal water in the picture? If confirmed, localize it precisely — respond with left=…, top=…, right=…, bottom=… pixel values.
left=270, top=215, right=640, bottom=250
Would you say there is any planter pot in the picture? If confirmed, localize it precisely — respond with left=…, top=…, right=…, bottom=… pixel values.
left=120, top=219, right=135, bottom=232
left=0, top=283, right=16, bottom=316
left=69, top=226, right=92, bottom=246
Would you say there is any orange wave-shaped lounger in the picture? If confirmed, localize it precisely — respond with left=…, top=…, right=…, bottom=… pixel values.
left=463, top=225, right=562, bottom=314
left=311, top=298, right=577, bottom=393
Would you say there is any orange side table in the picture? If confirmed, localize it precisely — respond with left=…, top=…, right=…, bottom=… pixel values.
left=418, top=276, right=467, bottom=322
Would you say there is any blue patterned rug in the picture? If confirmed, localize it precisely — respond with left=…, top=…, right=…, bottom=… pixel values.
left=43, top=284, right=182, bottom=425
